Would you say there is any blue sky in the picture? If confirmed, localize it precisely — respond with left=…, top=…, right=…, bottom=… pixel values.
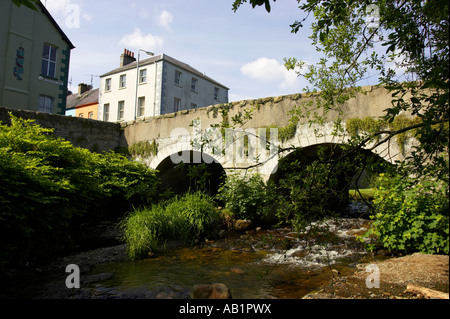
left=44, top=0, right=318, bottom=102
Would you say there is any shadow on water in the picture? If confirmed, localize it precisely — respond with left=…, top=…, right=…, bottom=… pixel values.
left=2, top=203, right=380, bottom=299
left=75, top=216, right=374, bottom=299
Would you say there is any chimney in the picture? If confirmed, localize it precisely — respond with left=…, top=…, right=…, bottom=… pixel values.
left=78, top=83, right=91, bottom=95
left=120, top=48, right=136, bottom=67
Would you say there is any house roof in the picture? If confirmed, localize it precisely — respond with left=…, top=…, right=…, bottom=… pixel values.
left=100, top=54, right=229, bottom=90
left=37, top=1, right=75, bottom=49
left=66, top=88, right=99, bottom=110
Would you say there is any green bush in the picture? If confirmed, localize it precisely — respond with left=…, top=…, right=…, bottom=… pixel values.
left=274, top=158, right=352, bottom=232
left=216, top=173, right=270, bottom=221
left=121, top=192, right=221, bottom=260
left=0, top=114, right=160, bottom=269
left=364, top=174, right=449, bottom=254
left=89, top=151, right=161, bottom=218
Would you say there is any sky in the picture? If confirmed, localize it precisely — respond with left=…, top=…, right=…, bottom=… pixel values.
left=43, top=0, right=319, bottom=102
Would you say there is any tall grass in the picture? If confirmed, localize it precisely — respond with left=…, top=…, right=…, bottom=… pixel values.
left=121, top=192, right=222, bottom=260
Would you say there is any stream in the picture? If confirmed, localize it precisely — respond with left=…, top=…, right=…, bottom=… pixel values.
left=82, top=219, right=372, bottom=299
left=2, top=203, right=381, bottom=299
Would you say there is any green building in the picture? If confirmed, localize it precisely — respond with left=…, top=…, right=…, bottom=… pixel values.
left=0, top=1, right=75, bottom=115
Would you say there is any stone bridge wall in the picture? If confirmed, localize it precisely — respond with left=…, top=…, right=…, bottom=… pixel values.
left=120, top=85, right=408, bottom=177
left=121, top=85, right=393, bottom=146
left=1, top=84, right=406, bottom=174
left=0, top=106, right=126, bottom=153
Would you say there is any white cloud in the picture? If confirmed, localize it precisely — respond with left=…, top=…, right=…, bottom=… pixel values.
left=157, top=10, right=174, bottom=31
left=241, top=57, right=304, bottom=91
left=82, top=13, right=93, bottom=21
left=120, top=28, right=164, bottom=51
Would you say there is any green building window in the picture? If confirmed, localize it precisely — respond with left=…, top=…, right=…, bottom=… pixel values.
left=38, top=95, right=54, bottom=113
left=41, top=44, right=58, bottom=78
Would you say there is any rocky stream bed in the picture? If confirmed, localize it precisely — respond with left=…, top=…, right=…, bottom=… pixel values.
left=1, top=213, right=448, bottom=300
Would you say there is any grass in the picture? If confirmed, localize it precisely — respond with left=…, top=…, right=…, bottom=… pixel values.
left=121, top=188, right=376, bottom=261
left=349, top=188, right=375, bottom=201
left=120, top=192, right=222, bottom=260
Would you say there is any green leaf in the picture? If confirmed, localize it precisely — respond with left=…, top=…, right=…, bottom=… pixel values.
left=12, top=0, right=38, bottom=10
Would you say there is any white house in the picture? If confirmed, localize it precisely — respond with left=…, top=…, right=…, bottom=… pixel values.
left=98, top=49, right=229, bottom=122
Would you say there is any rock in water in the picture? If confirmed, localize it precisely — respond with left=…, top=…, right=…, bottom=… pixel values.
left=234, top=220, right=252, bottom=231
left=191, top=283, right=232, bottom=299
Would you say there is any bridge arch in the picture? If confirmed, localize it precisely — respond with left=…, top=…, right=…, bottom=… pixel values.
left=269, top=143, right=390, bottom=184
left=154, top=150, right=226, bottom=196
left=266, top=142, right=391, bottom=212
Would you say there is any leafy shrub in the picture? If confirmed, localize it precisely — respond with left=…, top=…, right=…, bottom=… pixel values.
left=0, top=114, right=160, bottom=269
left=216, top=173, right=270, bottom=222
left=364, top=174, right=449, bottom=254
left=274, top=157, right=352, bottom=232
left=121, top=192, right=221, bottom=260
left=89, top=151, right=160, bottom=218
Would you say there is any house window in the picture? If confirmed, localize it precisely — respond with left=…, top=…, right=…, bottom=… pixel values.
left=140, top=69, right=147, bottom=83
left=174, top=97, right=181, bottom=112
left=41, top=44, right=58, bottom=78
left=103, top=104, right=110, bottom=121
left=174, top=70, right=182, bottom=86
left=138, top=97, right=145, bottom=117
left=118, top=101, right=125, bottom=120
left=88, top=112, right=94, bottom=119
left=214, top=87, right=220, bottom=100
left=105, top=78, right=111, bottom=91
left=38, top=95, right=54, bottom=113
left=79, top=113, right=84, bottom=118
left=191, top=78, right=198, bottom=92
left=119, top=74, right=127, bottom=88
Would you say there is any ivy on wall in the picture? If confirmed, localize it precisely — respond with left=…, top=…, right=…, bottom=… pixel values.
left=345, top=115, right=423, bottom=153
left=128, top=140, right=159, bottom=158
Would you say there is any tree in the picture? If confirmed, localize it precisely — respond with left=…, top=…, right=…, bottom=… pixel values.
left=232, top=0, right=275, bottom=12
left=232, top=0, right=449, bottom=253
left=232, top=1, right=448, bottom=177
left=11, top=0, right=39, bottom=10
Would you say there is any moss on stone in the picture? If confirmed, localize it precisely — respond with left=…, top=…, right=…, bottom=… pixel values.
left=129, top=140, right=158, bottom=158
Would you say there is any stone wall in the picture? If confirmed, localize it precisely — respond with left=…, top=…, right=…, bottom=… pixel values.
left=0, top=85, right=397, bottom=155
left=0, top=106, right=126, bottom=153
left=121, top=85, right=393, bottom=146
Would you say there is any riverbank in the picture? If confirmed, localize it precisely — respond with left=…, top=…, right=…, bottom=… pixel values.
left=303, top=253, right=449, bottom=299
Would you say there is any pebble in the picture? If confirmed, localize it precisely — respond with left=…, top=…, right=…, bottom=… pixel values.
left=230, top=268, right=244, bottom=274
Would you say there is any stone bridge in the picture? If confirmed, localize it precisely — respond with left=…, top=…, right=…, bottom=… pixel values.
left=120, top=85, right=410, bottom=194
left=1, top=84, right=412, bottom=195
